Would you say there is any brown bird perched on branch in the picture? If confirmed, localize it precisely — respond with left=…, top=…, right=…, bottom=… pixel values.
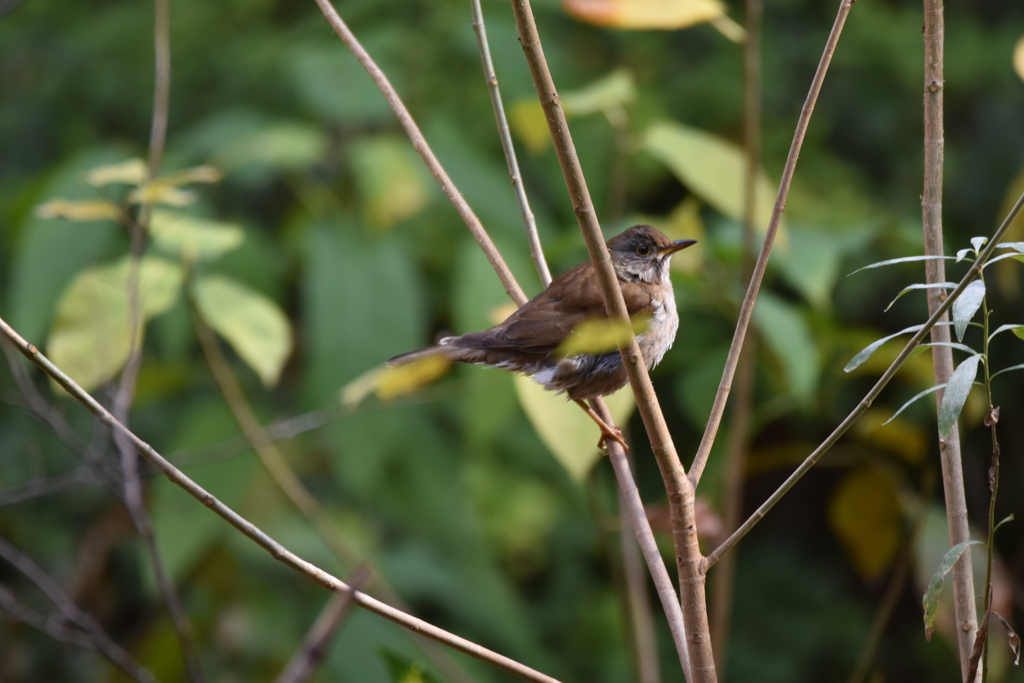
left=389, top=225, right=696, bottom=450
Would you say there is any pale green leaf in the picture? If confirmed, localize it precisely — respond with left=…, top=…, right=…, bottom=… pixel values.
left=35, top=198, right=121, bottom=222
left=159, top=165, right=222, bottom=186
left=996, top=241, right=1024, bottom=254
left=988, top=324, right=1024, bottom=343
left=923, top=540, right=984, bottom=641
left=85, top=158, right=147, bottom=187
left=970, top=236, right=987, bottom=252
left=642, top=121, right=782, bottom=237
left=561, top=69, right=636, bottom=117
left=753, top=293, right=819, bottom=405
left=884, top=282, right=957, bottom=312
left=952, top=280, right=985, bottom=341
left=47, top=256, right=183, bottom=391
left=882, top=384, right=945, bottom=425
left=193, top=275, right=292, bottom=387
left=514, top=375, right=635, bottom=481
left=349, top=136, right=431, bottom=230
left=992, top=362, right=1024, bottom=381
left=844, top=323, right=936, bottom=373
left=128, top=183, right=197, bottom=207
left=937, top=354, right=981, bottom=438
left=848, top=254, right=956, bottom=276
left=956, top=248, right=972, bottom=262
left=148, top=210, right=244, bottom=261
left=983, top=251, right=1024, bottom=268
left=214, top=123, right=328, bottom=172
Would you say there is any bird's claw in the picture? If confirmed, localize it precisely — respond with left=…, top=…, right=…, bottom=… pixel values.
left=597, top=426, right=629, bottom=452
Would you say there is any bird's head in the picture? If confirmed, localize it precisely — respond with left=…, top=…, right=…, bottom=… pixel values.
left=606, top=225, right=697, bottom=284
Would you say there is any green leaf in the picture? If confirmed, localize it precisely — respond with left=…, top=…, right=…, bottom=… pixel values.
left=992, top=362, right=1024, bottom=381
left=884, top=282, right=957, bottom=312
left=561, top=68, right=636, bottom=117
left=86, top=158, right=147, bottom=186
left=47, top=256, right=183, bottom=391
left=919, top=341, right=978, bottom=355
left=193, top=275, right=292, bottom=387
left=988, top=324, right=1024, bottom=343
left=514, top=375, right=635, bottom=481
left=844, top=323, right=945, bottom=373
left=213, top=122, right=328, bottom=172
left=937, top=354, right=981, bottom=438
left=642, top=121, right=781, bottom=236
left=556, top=315, right=649, bottom=358
left=982, top=251, right=1024, bottom=267
left=379, top=649, right=443, bottom=683
left=956, top=248, right=973, bottom=263
left=970, top=236, right=987, bottom=252
left=996, top=241, right=1024, bottom=254
left=148, top=210, right=244, bottom=261
left=848, top=254, right=956, bottom=276
left=753, top=293, right=819, bottom=405
left=35, top=198, right=122, bottom=222
left=922, top=540, right=984, bottom=641
left=882, top=384, right=945, bottom=425
left=952, top=280, right=985, bottom=341
left=772, top=226, right=873, bottom=311
left=348, top=136, right=431, bottom=230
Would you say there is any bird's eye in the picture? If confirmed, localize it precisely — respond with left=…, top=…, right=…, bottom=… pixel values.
left=636, top=244, right=651, bottom=256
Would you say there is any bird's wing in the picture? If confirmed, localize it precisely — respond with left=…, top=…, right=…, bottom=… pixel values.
left=454, top=265, right=655, bottom=355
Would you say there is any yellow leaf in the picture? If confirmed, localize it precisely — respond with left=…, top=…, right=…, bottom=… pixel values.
left=852, top=409, right=926, bottom=464
left=35, top=198, right=121, bottom=222
left=348, top=136, right=431, bottom=230
left=339, top=355, right=451, bottom=407
left=828, top=468, right=902, bottom=579
left=86, top=158, right=147, bottom=187
left=556, top=315, right=649, bottom=358
left=514, top=374, right=636, bottom=481
left=1014, top=34, right=1024, bottom=82
left=663, top=197, right=706, bottom=275
left=564, top=0, right=725, bottom=30
left=642, top=121, right=785, bottom=242
left=159, top=165, right=223, bottom=186
left=128, top=182, right=198, bottom=207
left=488, top=302, right=519, bottom=325
left=510, top=99, right=552, bottom=155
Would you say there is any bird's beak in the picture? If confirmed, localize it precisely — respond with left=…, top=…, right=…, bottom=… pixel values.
left=661, top=239, right=698, bottom=255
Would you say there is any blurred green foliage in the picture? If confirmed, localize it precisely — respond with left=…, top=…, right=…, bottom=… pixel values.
left=1, top=0, right=1023, bottom=682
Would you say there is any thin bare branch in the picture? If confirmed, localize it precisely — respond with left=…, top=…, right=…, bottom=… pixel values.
left=0, top=536, right=156, bottom=683
left=689, top=0, right=856, bottom=487
left=0, top=467, right=98, bottom=506
left=0, top=582, right=97, bottom=651
left=509, top=0, right=708, bottom=676
left=314, top=0, right=527, bottom=306
left=921, top=0, right=978, bottom=678
left=705, top=188, right=1024, bottom=569
left=471, top=0, right=551, bottom=287
left=0, top=317, right=562, bottom=683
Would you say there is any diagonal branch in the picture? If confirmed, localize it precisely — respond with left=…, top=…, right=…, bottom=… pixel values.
left=705, top=188, right=1024, bottom=569
left=314, top=0, right=527, bottom=307
left=688, top=0, right=856, bottom=487
left=0, top=317, right=562, bottom=683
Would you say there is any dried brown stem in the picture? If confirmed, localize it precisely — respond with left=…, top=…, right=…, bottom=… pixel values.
left=508, top=1, right=709, bottom=677
left=314, top=0, right=527, bottom=307
left=922, top=0, right=978, bottom=679
left=689, top=0, right=856, bottom=487
left=0, top=317, right=561, bottom=683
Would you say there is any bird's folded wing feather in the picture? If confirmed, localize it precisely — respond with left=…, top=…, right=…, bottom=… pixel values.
left=454, top=265, right=655, bottom=354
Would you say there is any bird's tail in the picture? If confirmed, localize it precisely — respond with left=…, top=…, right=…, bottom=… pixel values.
left=387, top=345, right=449, bottom=366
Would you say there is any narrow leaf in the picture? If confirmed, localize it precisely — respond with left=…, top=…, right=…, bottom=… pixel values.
left=992, top=362, right=1024, bottom=381
left=884, top=282, right=956, bottom=312
left=952, top=280, right=986, bottom=341
left=956, top=248, right=973, bottom=263
left=193, top=275, right=292, bottom=387
left=848, top=255, right=956, bottom=276
left=970, top=236, right=988, bottom=252
left=35, top=198, right=121, bottom=222
left=995, top=241, right=1024, bottom=254
left=991, top=611, right=1022, bottom=665
left=923, top=540, right=984, bottom=641
left=127, top=182, right=198, bottom=207
left=919, top=342, right=978, bottom=355
left=982, top=251, right=1024, bottom=268
left=845, top=324, right=926, bottom=373
left=994, top=514, right=1015, bottom=534
left=989, top=324, right=1024, bottom=343
left=159, top=165, right=222, bottom=186
left=882, top=384, right=945, bottom=425
left=561, top=69, right=636, bottom=117
left=85, top=158, right=147, bottom=186
left=937, top=354, right=981, bottom=438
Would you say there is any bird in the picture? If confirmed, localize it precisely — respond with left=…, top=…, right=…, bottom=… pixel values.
left=389, top=225, right=696, bottom=450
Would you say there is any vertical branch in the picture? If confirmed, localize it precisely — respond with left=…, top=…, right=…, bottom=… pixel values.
left=471, top=0, right=551, bottom=287
left=710, top=0, right=762, bottom=668
left=921, top=0, right=979, bottom=679
left=507, top=1, right=712, bottom=679
left=688, top=0, right=855, bottom=487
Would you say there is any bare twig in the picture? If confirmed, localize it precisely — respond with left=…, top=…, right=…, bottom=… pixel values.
left=509, top=0, right=709, bottom=677
left=275, top=568, right=370, bottom=683
left=471, top=0, right=551, bottom=287
left=0, top=467, right=98, bottom=506
left=314, top=0, right=527, bottom=306
left=921, top=0, right=978, bottom=679
left=0, top=582, right=97, bottom=651
left=191, top=304, right=476, bottom=683
left=0, top=317, right=562, bottom=683
left=0, top=536, right=156, bottom=683
left=705, top=188, right=1024, bottom=569
left=688, top=0, right=856, bottom=487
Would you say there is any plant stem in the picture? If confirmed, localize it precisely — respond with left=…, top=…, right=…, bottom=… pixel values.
left=979, top=274, right=1001, bottom=683
left=688, top=0, right=856, bottom=487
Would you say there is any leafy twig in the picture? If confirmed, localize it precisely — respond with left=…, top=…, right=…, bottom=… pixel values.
left=705, top=188, right=1024, bottom=569
left=0, top=316, right=562, bottom=683
left=689, top=0, right=856, bottom=487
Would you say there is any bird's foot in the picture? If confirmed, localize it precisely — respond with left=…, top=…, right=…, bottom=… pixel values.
left=597, top=425, right=629, bottom=452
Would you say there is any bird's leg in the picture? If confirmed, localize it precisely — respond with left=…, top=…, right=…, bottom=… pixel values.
left=573, top=399, right=629, bottom=452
